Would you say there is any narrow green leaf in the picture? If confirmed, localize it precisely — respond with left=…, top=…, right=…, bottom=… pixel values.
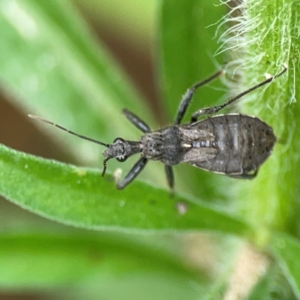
left=0, top=233, right=199, bottom=290
left=0, top=144, right=252, bottom=234
left=0, top=0, right=156, bottom=168
left=269, top=232, right=300, bottom=299
left=247, top=264, right=297, bottom=300
left=246, top=265, right=276, bottom=300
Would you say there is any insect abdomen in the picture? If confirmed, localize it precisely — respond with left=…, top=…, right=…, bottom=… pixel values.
left=194, top=114, right=276, bottom=175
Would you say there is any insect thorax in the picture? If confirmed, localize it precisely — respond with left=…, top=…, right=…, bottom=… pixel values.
left=141, top=127, right=185, bottom=165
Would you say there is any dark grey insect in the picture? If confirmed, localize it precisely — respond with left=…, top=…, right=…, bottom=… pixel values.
left=29, top=65, right=287, bottom=190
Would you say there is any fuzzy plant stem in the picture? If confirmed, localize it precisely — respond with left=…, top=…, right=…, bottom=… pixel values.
left=219, top=0, right=300, bottom=239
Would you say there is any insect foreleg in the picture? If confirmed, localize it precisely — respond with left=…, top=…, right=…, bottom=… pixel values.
left=122, top=109, right=151, bottom=133
left=175, top=68, right=224, bottom=125
left=116, top=157, right=148, bottom=189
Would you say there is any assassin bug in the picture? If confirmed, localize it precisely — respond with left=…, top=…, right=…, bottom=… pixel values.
left=29, top=64, right=287, bottom=190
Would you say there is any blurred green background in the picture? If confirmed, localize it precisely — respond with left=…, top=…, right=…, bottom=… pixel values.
left=0, top=0, right=299, bottom=299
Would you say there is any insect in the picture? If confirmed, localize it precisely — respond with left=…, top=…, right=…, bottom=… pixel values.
left=29, top=64, right=287, bottom=190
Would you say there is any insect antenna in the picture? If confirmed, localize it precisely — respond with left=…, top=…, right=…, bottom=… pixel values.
left=28, top=114, right=110, bottom=147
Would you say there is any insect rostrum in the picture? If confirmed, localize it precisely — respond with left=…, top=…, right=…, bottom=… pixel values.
left=29, top=65, right=287, bottom=190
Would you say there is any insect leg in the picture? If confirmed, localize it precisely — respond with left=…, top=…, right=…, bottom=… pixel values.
left=122, top=109, right=151, bottom=133
left=175, top=68, right=225, bottom=125
left=191, top=64, right=287, bottom=122
left=164, top=165, right=174, bottom=190
left=116, top=157, right=148, bottom=189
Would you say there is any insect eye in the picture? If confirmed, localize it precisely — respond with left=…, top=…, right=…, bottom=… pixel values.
left=114, top=137, right=125, bottom=143
left=117, top=156, right=127, bottom=162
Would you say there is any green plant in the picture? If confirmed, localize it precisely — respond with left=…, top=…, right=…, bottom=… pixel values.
left=0, top=0, right=299, bottom=299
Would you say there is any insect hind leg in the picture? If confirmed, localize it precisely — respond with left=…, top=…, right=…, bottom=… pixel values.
left=174, top=68, right=224, bottom=125
left=191, top=64, right=288, bottom=123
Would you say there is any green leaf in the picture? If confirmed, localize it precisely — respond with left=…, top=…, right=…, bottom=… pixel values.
left=249, top=277, right=273, bottom=299
left=246, top=265, right=276, bottom=300
left=0, top=144, right=252, bottom=234
left=269, top=232, right=300, bottom=299
left=246, top=263, right=297, bottom=300
left=0, top=232, right=200, bottom=291
left=0, top=0, right=157, bottom=176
